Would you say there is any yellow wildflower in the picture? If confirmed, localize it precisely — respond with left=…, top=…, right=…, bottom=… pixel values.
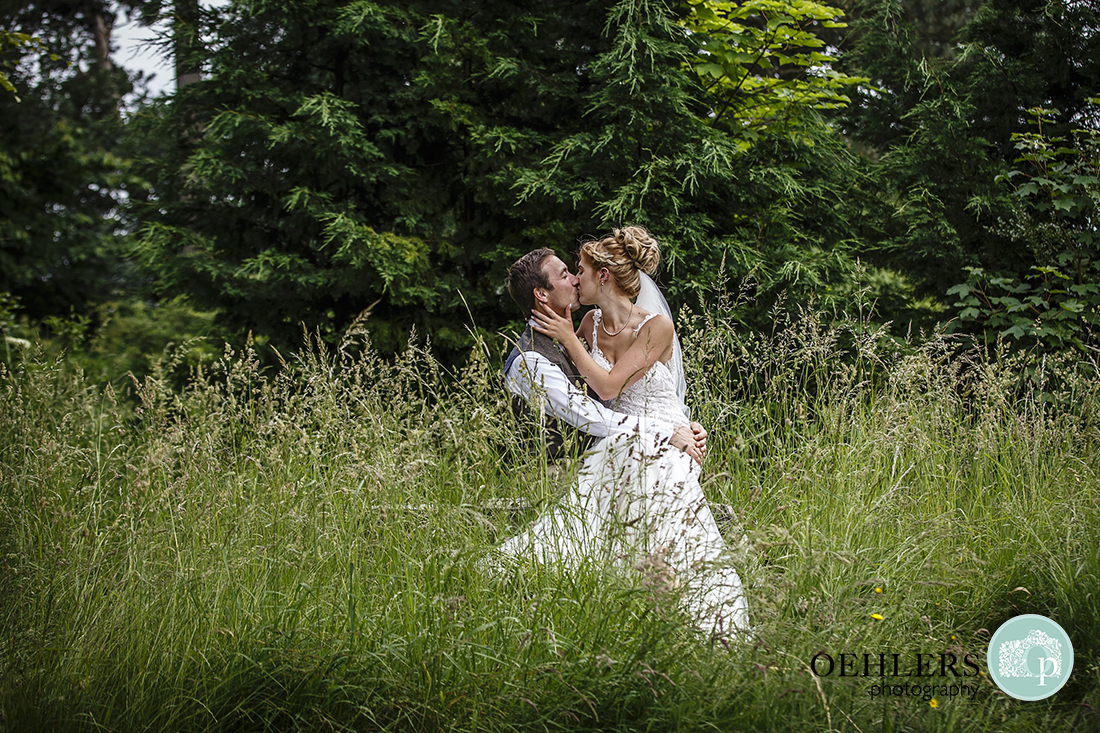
left=929, top=698, right=939, bottom=708
left=871, top=613, right=884, bottom=620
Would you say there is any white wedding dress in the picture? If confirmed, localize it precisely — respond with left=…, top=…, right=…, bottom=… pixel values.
left=496, top=309, right=750, bottom=637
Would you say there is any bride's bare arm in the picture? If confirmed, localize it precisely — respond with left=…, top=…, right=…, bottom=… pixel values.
left=532, top=303, right=674, bottom=401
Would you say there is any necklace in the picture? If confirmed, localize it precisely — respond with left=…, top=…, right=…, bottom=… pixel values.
left=600, top=304, right=634, bottom=337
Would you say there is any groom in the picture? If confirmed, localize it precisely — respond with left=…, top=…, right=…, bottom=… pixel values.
left=503, top=248, right=706, bottom=460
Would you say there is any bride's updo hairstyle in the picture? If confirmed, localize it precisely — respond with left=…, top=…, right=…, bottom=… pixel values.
left=579, top=225, right=661, bottom=299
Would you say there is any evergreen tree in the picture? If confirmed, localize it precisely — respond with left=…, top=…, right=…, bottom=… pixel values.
left=131, top=0, right=615, bottom=357
left=518, top=0, right=882, bottom=311
left=0, top=1, right=143, bottom=320
left=131, top=0, right=875, bottom=359
left=836, top=0, right=1100, bottom=305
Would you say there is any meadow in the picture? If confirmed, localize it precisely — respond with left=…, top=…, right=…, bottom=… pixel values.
left=1, top=304, right=1098, bottom=732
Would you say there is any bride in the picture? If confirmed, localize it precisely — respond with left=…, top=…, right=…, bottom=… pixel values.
left=498, top=226, right=749, bottom=638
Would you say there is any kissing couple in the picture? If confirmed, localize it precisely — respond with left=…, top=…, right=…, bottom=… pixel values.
left=494, top=226, right=750, bottom=638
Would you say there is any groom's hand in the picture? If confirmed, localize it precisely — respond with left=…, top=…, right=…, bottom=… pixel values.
left=671, top=425, right=704, bottom=465
left=690, top=421, right=707, bottom=457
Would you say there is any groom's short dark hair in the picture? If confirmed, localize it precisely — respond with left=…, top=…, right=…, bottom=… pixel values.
left=508, top=248, right=556, bottom=315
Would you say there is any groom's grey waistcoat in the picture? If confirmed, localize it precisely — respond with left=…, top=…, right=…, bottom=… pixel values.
left=504, top=328, right=602, bottom=460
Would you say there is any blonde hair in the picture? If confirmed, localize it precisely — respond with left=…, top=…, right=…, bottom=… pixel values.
left=579, top=226, right=660, bottom=298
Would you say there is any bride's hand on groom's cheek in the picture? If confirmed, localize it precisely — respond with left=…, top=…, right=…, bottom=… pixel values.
left=531, top=302, right=575, bottom=342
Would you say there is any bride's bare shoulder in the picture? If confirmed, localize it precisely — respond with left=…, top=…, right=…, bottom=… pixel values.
left=636, top=312, right=674, bottom=340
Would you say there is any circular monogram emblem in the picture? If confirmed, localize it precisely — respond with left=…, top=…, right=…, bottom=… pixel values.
left=987, top=614, right=1074, bottom=700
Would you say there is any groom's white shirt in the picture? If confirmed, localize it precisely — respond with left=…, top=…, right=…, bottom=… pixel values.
left=505, top=350, right=677, bottom=443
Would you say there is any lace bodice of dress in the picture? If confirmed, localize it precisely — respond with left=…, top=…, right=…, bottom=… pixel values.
left=591, top=308, right=688, bottom=427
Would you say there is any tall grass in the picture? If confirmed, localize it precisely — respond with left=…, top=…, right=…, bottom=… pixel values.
left=1, top=310, right=1098, bottom=732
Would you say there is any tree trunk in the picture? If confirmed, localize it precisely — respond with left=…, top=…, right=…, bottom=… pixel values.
left=92, top=8, right=112, bottom=71
left=174, top=0, right=201, bottom=89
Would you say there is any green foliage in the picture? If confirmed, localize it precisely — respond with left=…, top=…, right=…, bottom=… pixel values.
left=0, top=292, right=29, bottom=370
left=678, top=121, right=897, bottom=319
left=5, top=0, right=1096, bottom=371
left=130, top=0, right=883, bottom=362
left=515, top=0, right=883, bottom=314
left=0, top=288, right=218, bottom=392
left=999, top=105, right=1099, bottom=255
left=0, top=2, right=144, bottom=321
left=836, top=0, right=1100, bottom=310
left=0, top=28, right=49, bottom=100
left=130, top=0, right=622, bottom=360
left=950, top=264, right=1100, bottom=352
left=823, top=0, right=978, bottom=62
left=949, top=105, right=1100, bottom=352
left=834, top=4, right=1002, bottom=298
left=512, top=0, right=747, bottom=285
left=0, top=293, right=16, bottom=336
left=80, top=297, right=220, bottom=386
left=680, top=0, right=863, bottom=131
left=962, top=0, right=1100, bottom=137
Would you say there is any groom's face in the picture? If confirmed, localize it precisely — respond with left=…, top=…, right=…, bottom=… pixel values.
left=537, top=255, right=580, bottom=316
